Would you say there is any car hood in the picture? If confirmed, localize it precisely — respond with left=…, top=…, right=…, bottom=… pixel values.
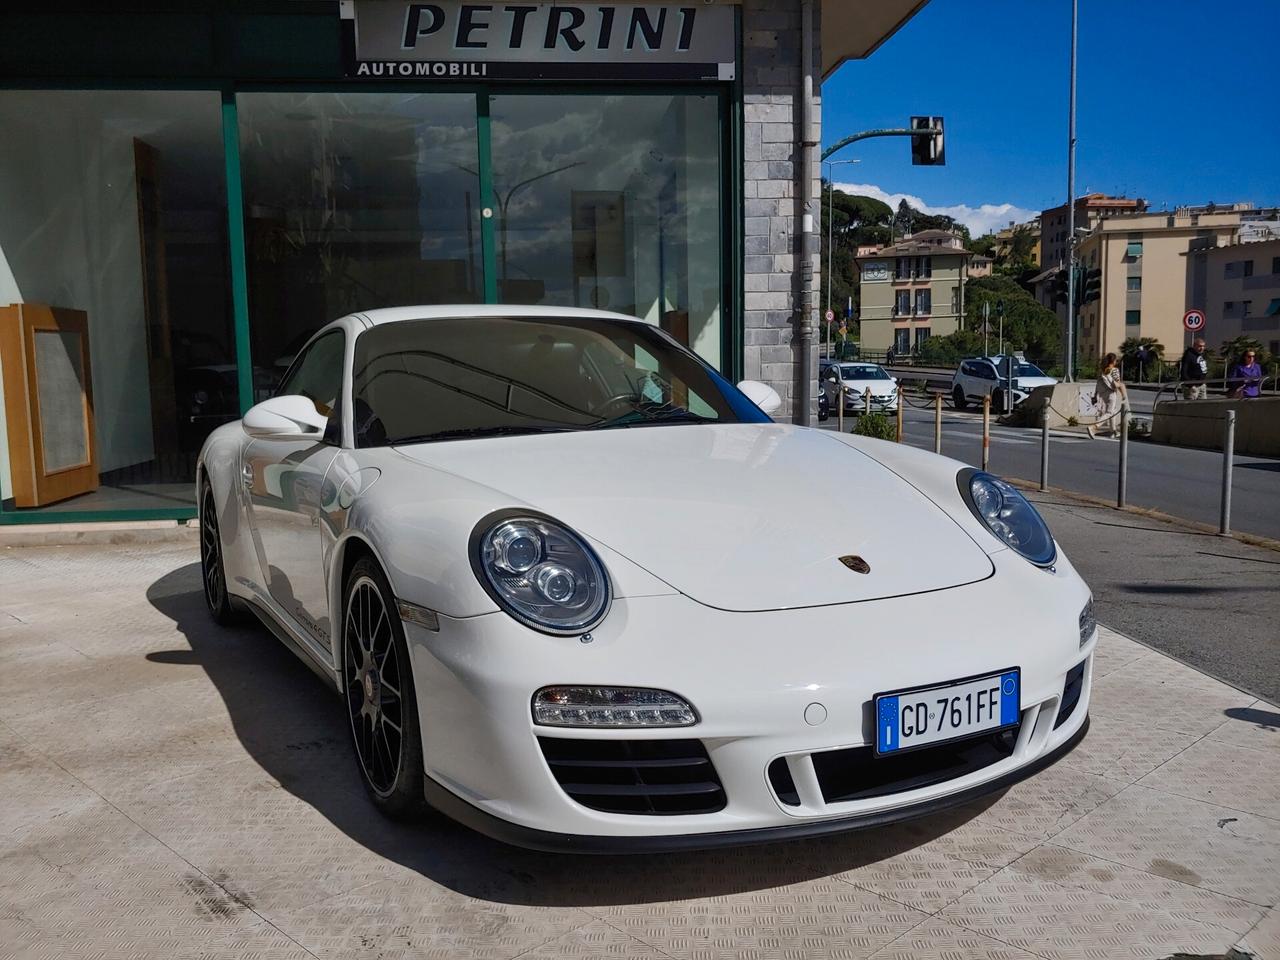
left=1015, top=376, right=1057, bottom=391
left=841, top=378, right=897, bottom=393
left=394, top=424, right=993, bottom=612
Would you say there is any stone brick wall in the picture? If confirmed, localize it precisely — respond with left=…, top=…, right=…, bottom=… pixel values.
left=741, top=0, right=821, bottom=422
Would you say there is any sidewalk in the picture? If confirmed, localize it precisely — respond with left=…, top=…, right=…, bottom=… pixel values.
left=1026, top=487, right=1280, bottom=705
left=1, top=541, right=1278, bottom=960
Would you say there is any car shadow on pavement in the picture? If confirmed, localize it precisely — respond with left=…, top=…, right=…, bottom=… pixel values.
left=146, top=562, right=998, bottom=907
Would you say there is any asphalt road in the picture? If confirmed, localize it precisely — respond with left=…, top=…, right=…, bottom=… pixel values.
left=824, top=400, right=1280, bottom=541
left=1024, top=489, right=1280, bottom=706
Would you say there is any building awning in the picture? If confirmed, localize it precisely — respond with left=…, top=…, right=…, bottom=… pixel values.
left=1267, top=298, right=1280, bottom=317
left=822, top=0, right=931, bottom=78
left=1125, top=242, right=1143, bottom=257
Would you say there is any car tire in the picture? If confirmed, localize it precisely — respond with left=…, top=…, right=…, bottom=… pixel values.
left=199, top=481, right=239, bottom=626
left=952, top=385, right=967, bottom=410
left=343, top=556, right=427, bottom=819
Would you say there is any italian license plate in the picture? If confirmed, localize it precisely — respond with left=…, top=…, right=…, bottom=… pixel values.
left=875, top=669, right=1020, bottom=755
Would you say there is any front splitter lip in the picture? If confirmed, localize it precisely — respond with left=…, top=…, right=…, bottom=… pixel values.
left=422, top=715, right=1089, bottom=854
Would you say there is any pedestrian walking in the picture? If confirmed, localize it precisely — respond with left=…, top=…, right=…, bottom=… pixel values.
left=1228, top=349, right=1264, bottom=399
left=1179, top=338, right=1209, bottom=399
left=1088, top=352, right=1126, bottom=439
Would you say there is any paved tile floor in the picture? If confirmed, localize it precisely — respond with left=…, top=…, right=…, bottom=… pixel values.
left=1, top=540, right=1277, bottom=960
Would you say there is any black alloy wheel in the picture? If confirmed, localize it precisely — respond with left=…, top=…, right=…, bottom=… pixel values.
left=952, top=385, right=968, bottom=410
left=343, top=557, right=426, bottom=817
left=199, top=483, right=237, bottom=625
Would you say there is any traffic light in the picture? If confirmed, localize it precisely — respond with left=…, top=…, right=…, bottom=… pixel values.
left=1082, top=268, right=1102, bottom=304
left=910, top=116, right=945, bottom=166
left=1051, top=270, right=1069, bottom=305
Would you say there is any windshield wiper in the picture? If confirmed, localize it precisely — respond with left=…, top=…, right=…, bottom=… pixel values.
left=391, top=424, right=577, bottom=444
left=595, top=407, right=714, bottom=429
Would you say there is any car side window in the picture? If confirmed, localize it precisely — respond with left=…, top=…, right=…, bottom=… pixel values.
left=275, top=330, right=345, bottom=429
left=960, top=362, right=973, bottom=376
left=979, top=363, right=997, bottom=381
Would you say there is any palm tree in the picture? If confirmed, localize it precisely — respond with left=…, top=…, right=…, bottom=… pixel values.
left=1119, top=336, right=1165, bottom=382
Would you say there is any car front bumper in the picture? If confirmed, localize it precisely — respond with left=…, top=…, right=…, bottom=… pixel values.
left=403, top=548, right=1093, bottom=851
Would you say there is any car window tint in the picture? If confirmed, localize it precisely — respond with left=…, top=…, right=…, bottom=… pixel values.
left=350, top=316, right=766, bottom=446
left=276, top=330, right=344, bottom=418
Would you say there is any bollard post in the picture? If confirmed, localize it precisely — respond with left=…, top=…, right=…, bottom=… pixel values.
left=864, top=387, right=871, bottom=417
left=895, top=398, right=904, bottom=443
left=1039, top=405, right=1049, bottom=492
left=1117, top=401, right=1130, bottom=508
left=1220, top=409, right=1235, bottom=536
left=981, top=395, right=991, bottom=470
left=933, top=393, right=943, bottom=454
left=837, top=386, right=844, bottom=433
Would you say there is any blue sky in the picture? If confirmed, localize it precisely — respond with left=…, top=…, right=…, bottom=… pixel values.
left=823, top=0, right=1280, bottom=235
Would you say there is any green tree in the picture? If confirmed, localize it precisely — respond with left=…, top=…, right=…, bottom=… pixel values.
left=1219, top=335, right=1271, bottom=368
left=820, top=185, right=894, bottom=324
left=969, top=234, right=998, bottom=257
left=963, top=275, right=1062, bottom=365
left=1118, top=336, right=1166, bottom=381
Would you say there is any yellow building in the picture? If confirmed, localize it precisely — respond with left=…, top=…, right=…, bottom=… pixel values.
left=1076, top=209, right=1245, bottom=360
left=993, top=219, right=1040, bottom=267
left=856, top=230, right=974, bottom=355
left=1040, top=194, right=1147, bottom=271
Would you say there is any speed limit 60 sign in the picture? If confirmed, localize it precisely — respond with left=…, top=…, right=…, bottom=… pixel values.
left=1183, top=309, right=1206, bottom=332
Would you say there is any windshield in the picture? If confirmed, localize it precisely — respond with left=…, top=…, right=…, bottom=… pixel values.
left=351, top=316, right=768, bottom=446
left=840, top=364, right=890, bottom=381
left=1018, top=362, right=1047, bottom=377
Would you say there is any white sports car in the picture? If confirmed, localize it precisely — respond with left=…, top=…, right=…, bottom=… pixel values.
left=198, top=305, right=1094, bottom=852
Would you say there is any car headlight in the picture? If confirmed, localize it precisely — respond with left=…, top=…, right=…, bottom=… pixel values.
left=1079, top=598, right=1096, bottom=648
left=472, top=513, right=611, bottom=635
left=958, top=469, right=1057, bottom=567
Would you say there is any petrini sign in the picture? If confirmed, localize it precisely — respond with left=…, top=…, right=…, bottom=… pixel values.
left=341, top=0, right=737, bottom=81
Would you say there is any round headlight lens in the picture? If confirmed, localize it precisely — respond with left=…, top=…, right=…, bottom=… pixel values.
left=474, top=515, right=610, bottom=635
left=963, top=471, right=1057, bottom=567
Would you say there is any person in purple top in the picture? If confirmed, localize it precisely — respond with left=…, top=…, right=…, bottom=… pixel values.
left=1229, top=349, right=1263, bottom=398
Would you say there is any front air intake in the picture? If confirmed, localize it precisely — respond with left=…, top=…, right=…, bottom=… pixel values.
left=537, top=737, right=726, bottom=815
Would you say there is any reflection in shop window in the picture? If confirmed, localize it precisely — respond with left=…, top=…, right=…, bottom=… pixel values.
left=237, top=92, right=481, bottom=377
left=490, top=94, right=724, bottom=369
left=0, top=90, right=231, bottom=515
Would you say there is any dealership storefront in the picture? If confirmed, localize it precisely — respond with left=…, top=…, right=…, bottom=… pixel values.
left=0, top=1, right=915, bottom=526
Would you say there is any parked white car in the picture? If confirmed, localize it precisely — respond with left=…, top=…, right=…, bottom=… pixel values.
left=820, top=360, right=900, bottom=414
left=198, top=306, right=1093, bottom=851
left=951, top=356, right=1057, bottom=410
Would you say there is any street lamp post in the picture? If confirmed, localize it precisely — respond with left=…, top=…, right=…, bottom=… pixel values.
left=824, top=157, right=860, bottom=359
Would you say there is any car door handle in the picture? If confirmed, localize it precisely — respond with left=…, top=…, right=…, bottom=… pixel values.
left=242, top=462, right=254, bottom=488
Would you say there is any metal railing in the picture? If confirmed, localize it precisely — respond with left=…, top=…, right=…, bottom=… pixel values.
left=829, top=384, right=1254, bottom=540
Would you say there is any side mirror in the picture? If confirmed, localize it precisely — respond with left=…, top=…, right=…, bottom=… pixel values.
left=243, top=395, right=328, bottom=439
left=737, top=380, right=783, bottom=417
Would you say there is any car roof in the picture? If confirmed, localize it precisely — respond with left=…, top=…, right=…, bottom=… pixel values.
left=353, top=304, right=642, bottom=326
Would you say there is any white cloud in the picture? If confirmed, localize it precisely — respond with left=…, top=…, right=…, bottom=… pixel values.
left=833, top=181, right=1038, bottom=237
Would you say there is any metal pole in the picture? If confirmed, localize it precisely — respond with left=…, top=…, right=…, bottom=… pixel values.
left=796, top=0, right=817, bottom=426
left=1117, top=401, right=1130, bottom=508
left=826, top=161, right=833, bottom=329
left=1219, top=409, right=1235, bottom=536
left=1039, top=405, right=1050, bottom=491
left=896, top=399, right=904, bottom=442
left=1064, top=0, right=1078, bottom=382
left=981, top=394, right=991, bottom=470
left=837, top=384, right=844, bottom=433
left=934, top=394, right=943, bottom=454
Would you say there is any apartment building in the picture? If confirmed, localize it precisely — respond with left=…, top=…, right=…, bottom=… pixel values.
left=1040, top=194, right=1147, bottom=270
left=1192, top=235, right=1280, bottom=356
left=856, top=230, right=974, bottom=355
left=993, top=219, right=1040, bottom=267
left=1076, top=209, right=1246, bottom=359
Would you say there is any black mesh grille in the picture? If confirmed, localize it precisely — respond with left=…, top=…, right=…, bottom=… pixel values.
left=1055, top=660, right=1086, bottom=729
left=537, top=737, right=726, bottom=815
left=806, top=727, right=1020, bottom=805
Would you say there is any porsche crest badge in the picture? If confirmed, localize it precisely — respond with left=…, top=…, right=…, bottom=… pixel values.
left=839, top=555, right=871, bottom=574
